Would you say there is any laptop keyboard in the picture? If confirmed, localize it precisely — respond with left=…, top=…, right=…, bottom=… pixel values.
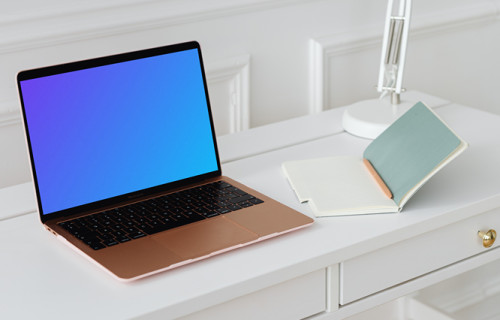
left=58, top=181, right=264, bottom=250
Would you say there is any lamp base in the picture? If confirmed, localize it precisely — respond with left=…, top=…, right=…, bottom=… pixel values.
left=342, top=97, right=414, bottom=139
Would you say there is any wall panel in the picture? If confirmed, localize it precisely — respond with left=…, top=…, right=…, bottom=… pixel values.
left=0, top=0, right=498, bottom=188
left=310, top=2, right=499, bottom=112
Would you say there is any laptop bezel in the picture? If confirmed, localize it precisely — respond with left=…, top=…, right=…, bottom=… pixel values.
left=17, top=41, right=222, bottom=224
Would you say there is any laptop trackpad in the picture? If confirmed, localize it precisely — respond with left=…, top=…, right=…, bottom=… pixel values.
left=152, top=216, right=258, bottom=259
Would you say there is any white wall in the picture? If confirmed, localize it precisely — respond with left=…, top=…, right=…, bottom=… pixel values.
left=1, top=0, right=499, bottom=188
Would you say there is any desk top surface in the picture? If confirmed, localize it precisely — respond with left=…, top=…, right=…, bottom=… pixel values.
left=2, top=94, right=500, bottom=319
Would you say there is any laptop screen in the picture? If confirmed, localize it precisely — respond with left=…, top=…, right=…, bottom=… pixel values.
left=18, top=43, right=220, bottom=217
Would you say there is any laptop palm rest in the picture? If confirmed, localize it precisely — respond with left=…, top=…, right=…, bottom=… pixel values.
left=153, top=216, right=258, bottom=259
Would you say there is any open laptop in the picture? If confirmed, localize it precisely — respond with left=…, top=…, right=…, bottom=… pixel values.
left=17, top=41, right=313, bottom=281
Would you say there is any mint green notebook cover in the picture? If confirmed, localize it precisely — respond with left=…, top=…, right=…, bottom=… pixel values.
left=363, top=102, right=462, bottom=206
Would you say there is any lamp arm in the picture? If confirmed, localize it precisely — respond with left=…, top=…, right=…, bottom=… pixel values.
left=377, top=0, right=412, bottom=100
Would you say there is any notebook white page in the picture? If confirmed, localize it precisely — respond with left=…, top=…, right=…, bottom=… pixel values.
left=282, top=156, right=398, bottom=216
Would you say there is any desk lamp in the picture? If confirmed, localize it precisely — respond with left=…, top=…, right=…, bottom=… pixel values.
left=342, top=0, right=413, bottom=139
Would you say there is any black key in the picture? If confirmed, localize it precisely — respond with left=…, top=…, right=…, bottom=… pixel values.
left=98, top=233, right=114, bottom=241
left=100, top=227, right=113, bottom=235
left=172, top=214, right=192, bottom=225
left=227, top=204, right=242, bottom=211
left=129, top=231, right=147, bottom=239
left=88, top=223, right=102, bottom=231
left=123, top=220, right=136, bottom=227
left=158, top=211, right=170, bottom=217
left=83, top=238, right=101, bottom=246
left=168, top=207, right=184, bottom=214
left=234, top=189, right=247, bottom=196
left=125, top=227, right=140, bottom=234
left=101, top=220, right=112, bottom=226
left=112, top=216, right=125, bottom=223
left=137, top=224, right=152, bottom=232
left=134, top=206, right=150, bottom=215
left=215, top=201, right=228, bottom=208
left=77, top=233, right=100, bottom=242
left=229, top=194, right=254, bottom=204
left=148, top=206, right=160, bottom=213
left=117, top=236, right=131, bottom=243
left=204, top=204, right=219, bottom=211
left=145, top=223, right=173, bottom=235
left=226, top=186, right=241, bottom=193
left=125, top=213, right=137, bottom=220
left=225, top=193, right=239, bottom=200
left=112, top=230, right=127, bottom=238
left=149, top=220, right=161, bottom=227
left=240, top=202, right=253, bottom=208
left=160, top=217, right=183, bottom=230
left=249, top=198, right=264, bottom=205
left=90, top=242, right=106, bottom=250
left=200, top=211, right=219, bottom=218
left=216, top=207, right=231, bottom=214
left=214, top=181, right=232, bottom=189
left=183, top=211, right=205, bottom=222
left=104, top=239, right=119, bottom=247
left=135, top=217, right=152, bottom=224
left=113, top=224, right=125, bottom=230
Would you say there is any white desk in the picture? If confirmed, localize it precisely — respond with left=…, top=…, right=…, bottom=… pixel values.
left=1, top=95, right=500, bottom=319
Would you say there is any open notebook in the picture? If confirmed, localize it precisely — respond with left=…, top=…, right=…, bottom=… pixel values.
left=282, top=102, right=468, bottom=217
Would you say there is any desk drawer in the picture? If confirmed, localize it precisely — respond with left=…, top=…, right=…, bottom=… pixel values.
left=340, top=208, right=500, bottom=305
left=346, top=259, right=500, bottom=320
left=181, top=269, right=326, bottom=320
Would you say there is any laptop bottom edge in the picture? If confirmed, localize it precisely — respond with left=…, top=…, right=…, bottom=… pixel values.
left=57, top=221, right=313, bottom=282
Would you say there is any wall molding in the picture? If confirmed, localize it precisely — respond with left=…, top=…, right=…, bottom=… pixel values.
left=0, top=111, right=21, bottom=127
left=206, top=54, right=251, bottom=134
left=415, top=273, right=500, bottom=316
left=0, top=100, right=21, bottom=127
left=309, top=2, right=499, bottom=114
left=434, top=274, right=500, bottom=314
left=0, top=0, right=317, bottom=54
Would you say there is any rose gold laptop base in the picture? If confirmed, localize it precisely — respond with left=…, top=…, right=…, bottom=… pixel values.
left=46, top=176, right=313, bottom=281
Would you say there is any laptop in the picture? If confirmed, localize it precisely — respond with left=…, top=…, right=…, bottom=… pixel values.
left=17, top=41, right=313, bottom=281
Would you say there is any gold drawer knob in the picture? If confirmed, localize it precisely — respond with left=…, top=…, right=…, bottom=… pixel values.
left=478, top=229, right=497, bottom=248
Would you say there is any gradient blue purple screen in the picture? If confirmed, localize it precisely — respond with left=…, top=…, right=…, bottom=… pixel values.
left=20, top=49, right=219, bottom=215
